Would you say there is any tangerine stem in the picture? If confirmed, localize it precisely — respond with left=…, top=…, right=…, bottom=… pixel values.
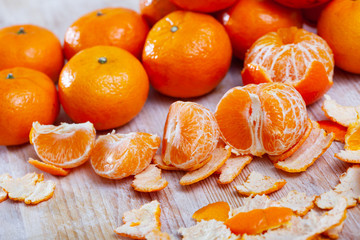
left=170, top=26, right=178, bottom=33
left=97, top=11, right=103, bottom=16
left=17, top=27, right=25, bottom=34
left=98, top=57, right=107, bottom=64
left=6, top=73, right=14, bottom=79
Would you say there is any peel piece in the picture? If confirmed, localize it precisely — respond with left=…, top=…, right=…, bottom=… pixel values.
left=24, top=180, right=56, bottom=205
left=217, top=155, right=252, bottom=184
left=115, top=200, right=161, bottom=239
left=274, top=121, right=334, bottom=172
left=275, top=190, right=316, bottom=216
left=192, top=202, right=230, bottom=222
left=132, top=164, right=168, bottom=192
left=1, top=173, right=43, bottom=201
left=318, top=120, right=347, bottom=143
left=321, top=95, right=360, bottom=127
left=335, top=118, right=360, bottom=163
left=0, top=188, right=6, bottom=203
left=323, top=221, right=345, bottom=239
left=179, top=144, right=231, bottom=185
left=234, top=171, right=286, bottom=196
left=231, top=195, right=274, bottom=217
left=178, top=220, right=240, bottom=240
left=0, top=174, right=11, bottom=203
left=146, top=229, right=175, bottom=240
left=28, top=158, right=70, bottom=176
left=335, top=150, right=360, bottom=163
left=152, top=155, right=180, bottom=171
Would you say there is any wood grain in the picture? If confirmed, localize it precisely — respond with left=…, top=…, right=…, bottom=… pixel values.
left=0, top=0, right=359, bottom=239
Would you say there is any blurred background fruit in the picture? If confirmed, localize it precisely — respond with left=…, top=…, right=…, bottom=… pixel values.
left=302, top=2, right=329, bottom=24
left=140, top=0, right=179, bottom=26
left=318, top=0, right=360, bottom=74
left=59, top=46, right=149, bottom=130
left=64, top=7, right=149, bottom=60
left=275, top=0, right=331, bottom=8
left=0, top=67, right=59, bottom=146
left=0, top=25, right=64, bottom=82
left=218, top=0, right=303, bottom=60
left=142, top=11, right=232, bottom=98
left=170, top=0, right=238, bottom=13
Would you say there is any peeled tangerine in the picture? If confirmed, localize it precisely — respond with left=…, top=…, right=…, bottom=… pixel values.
left=215, top=82, right=308, bottom=157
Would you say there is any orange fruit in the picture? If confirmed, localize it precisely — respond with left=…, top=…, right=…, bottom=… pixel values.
left=142, top=11, right=232, bottom=98
left=59, top=46, right=149, bottom=130
left=140, top=0, right=179, bottom=26
left=30, top=121, right=96, bottom=168
left=91, top=132, right=161, bottom=179
left=242, top=27, right=334, bottom=105
left=0, top=68, right=59, bottom=146
left=218, top=0, right=303, bottom=60
left=64, top=7, right=149, bottom=59
left=318, top=0, right=360, bottom=74
left=162, top=101, right=220, bottom=170
left=215, top=83, right=308, bottom=156
left=274, top=0, right=330, bottom=8
left=0, top=24, right=64, bottom=81
left=170, top=0, right=237, bottom=12
left=225, top=207, right=293, bottom=235
left=302, top=2, right=329, bottom=24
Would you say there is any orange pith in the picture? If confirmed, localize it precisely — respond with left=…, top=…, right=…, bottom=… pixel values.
left=215, top=83, right=308, bottom=156
left=28, top=158, right=70, bottom=176
left=192, top=202, right=230, bottom=222
left=91, top=132, right=161, bottom=179
left=162, top=101, right=220, bottom=170
left=318, top=120, right=347, bottom=143
left=170, top=0, right=237, bottom=12
left=225, top=207, right=293, bottom=235
left=242, top=27, right=334, bottom=105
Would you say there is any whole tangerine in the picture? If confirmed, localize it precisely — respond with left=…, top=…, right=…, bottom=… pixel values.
left=64, top=7, right=149, bottom=59
left=59, top=46, right=149, bottom=130
left=142, top=11, right=232, bottom=98
left=0, top=67, right=59, bottom=146
left=170, top=0, right=237, bottom=13
left=274, top=0, right=330, bottom=8
left=140, top=0, right=179, bottom=26
left=0, top=25, right=64, bottom=82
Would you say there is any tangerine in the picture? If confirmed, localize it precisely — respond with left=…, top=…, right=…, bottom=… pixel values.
left=170, top=0, right=237, bottom=13
left=275, top=0, right=330, bottom=8
left=140, top=0, right=179, bottom=26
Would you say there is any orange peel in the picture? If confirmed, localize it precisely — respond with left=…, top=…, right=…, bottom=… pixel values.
left=234, top=171, right=286, bottom=196
left=24, top=180, right=56, bottom=205
left=132, top=164, right=168, bottom=192
left=231, top=195, right=273, bottom=216
left=323, top=221, right=345, bottom=239
left=152, top=155, right=180, bottom=171
left=179, top=144, right=231, bottom=185
left=217, top=155, right=252, bottom=184
left=274, top=121, right=334, bottom=172
left=192, top=202, right=230, bottom=222
left=28, top=158, right=70, bottom=176
left=317, top=120, right=347, bottom=143
left=275, top=190, right=316, bottom=216
left=146, top=229, right=175, bottom=240
left=335, top=118, right=360, bottom=163
left=0, top=174, right=11, bottom=203
left=322, top=95, right=360, bottom=127
left=114, top=200, right=161, bottom=239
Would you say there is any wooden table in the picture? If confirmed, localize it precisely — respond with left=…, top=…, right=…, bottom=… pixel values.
left=0, top=0, right=359, bottom=239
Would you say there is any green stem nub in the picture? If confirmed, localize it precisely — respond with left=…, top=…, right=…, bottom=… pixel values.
left=98, top=57, right=107, bottom=64
left=96, top=11, right=103, bottom=16
left=170, top=26, right=178, bottom=33
left=6, top=73, right=14, bottom=79
left=17, top=27, right=25, bottom=34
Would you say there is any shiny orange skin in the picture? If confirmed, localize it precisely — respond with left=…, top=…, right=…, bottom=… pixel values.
left=218, top=0, right=303, bottom=60
left=318, top=0, right=360, bottom=74
left=64, top=8, right=149, bottom=60
left=59, top=46, right=149, bottom=130
left=0, top=68, right=59, bottom=146
left=0, top=25, right=64, bottom=82
left=142, top=11, right=232, bottom=98
left=275, top=0, right=330, bottom=8
left=170, top=0, right=237, bottom=12
left=140, top=0, right=179, bottom=26
left=302, top=2, right=329, bottom=24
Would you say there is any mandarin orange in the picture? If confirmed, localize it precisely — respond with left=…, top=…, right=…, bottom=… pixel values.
left=64, top=7, right=149, bottom=59
left=170, top=0, right=237, bottom=13
left=140, top=0, right=179, bottom=26
left=0, top=68, right=59, bottom=146
left=275, top=0, right=330, bottom=8
left=142, top=11, right=232, bottom=98
left=59, top=46, right=149, bottom=130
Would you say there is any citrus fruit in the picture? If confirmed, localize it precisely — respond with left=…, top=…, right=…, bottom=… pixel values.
left=64, top=7, right=149, bottom=59
left=242, top=27, right=334, bottom=105
left=274, top=0, right=330, bottom=8
left=142, top=11, right=232, bottom=98
left=218, top=0, right=303, bottom=60
left=318, top=0, right=360, bottom=74
left=91, top=132, right=161, bottom=179
left=59, top=46, right=149, bottom=130
left=302, top=2, right=329, bottom=24
left=30, top=121, right=96, bottom=168
left=170, top=0, right=237, bottom=12
left=0, top=67, right=59, bottom=146
left=140, top=0, right=179, bottom=26
left=215, top=83, right=308, bottom=156
left=0, top=24, right=63, bottom=81
left=162, top=101, right=220, bottom=170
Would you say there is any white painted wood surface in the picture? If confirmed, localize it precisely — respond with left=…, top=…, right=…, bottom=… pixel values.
left=0, top=0, right=359, bottom=239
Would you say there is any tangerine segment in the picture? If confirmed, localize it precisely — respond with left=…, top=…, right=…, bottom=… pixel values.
left=225, top=207, right=293, bottom=235
left=115, top=200, right=161, bottom=239
left=217, top=155, right=252, bottom=184
left=235, top=171, right=286, bottom=196
left=162, top=101, right=220, bottom=170
left=91, top=132, right=161, bottom=180
left=132, top=164, right=168, bottom=192
left=318, top=120, right=347, bottom=143
left=28, top=158, right=70, bottom=176
left=274, top=121, right=334, bottom=173
left=192, top=202, right=230, bottom=222
left=344, top=118, right=360, bottom=151
left=30, top=121, right=96, bottom=168
left=322, top=95, right=360, bottom=127
left=179, top=144, right=231, bottom=185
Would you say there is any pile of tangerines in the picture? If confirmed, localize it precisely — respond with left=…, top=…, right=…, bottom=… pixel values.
left=0, top=0, right=359, bottom=179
